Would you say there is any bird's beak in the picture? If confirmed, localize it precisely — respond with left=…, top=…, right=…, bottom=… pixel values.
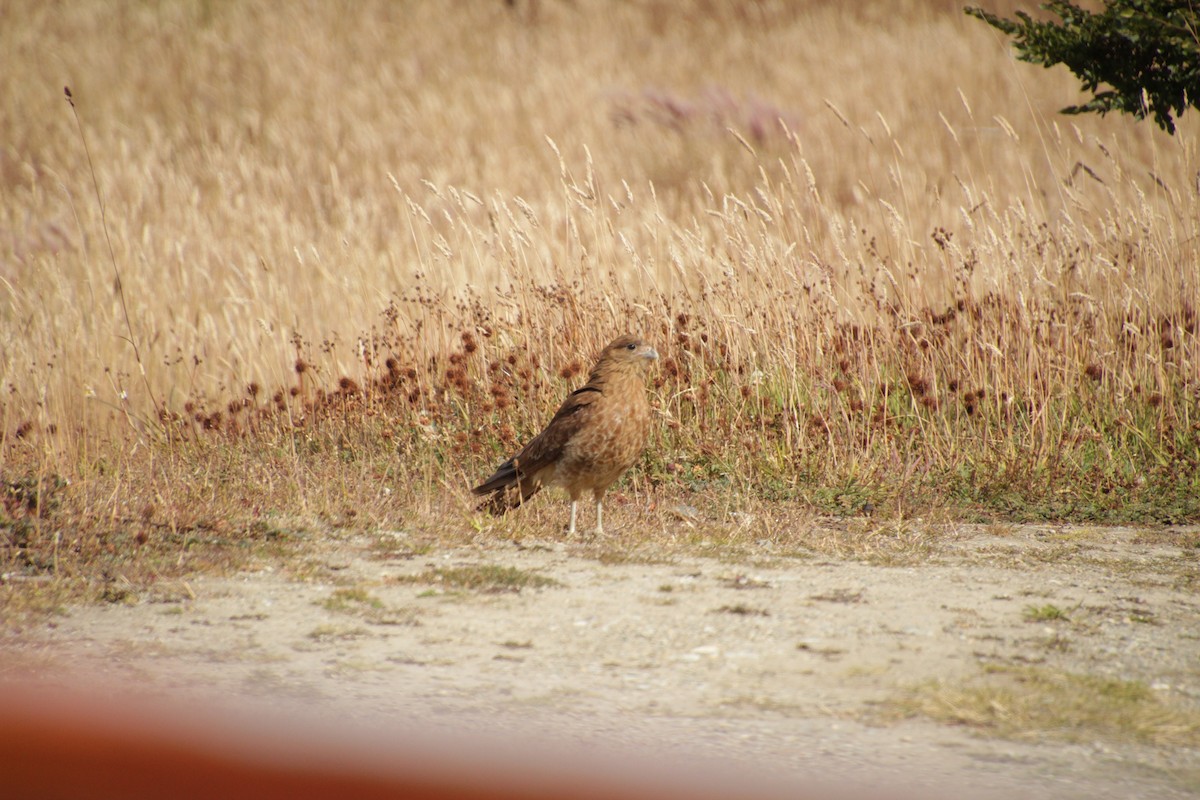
left=643, top=346, right=659, bottom=360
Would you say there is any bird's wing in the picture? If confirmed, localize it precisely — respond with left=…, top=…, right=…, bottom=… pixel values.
left=520, top=385, right=601, bottom=465
left=473, top=385, right=602, bottom=494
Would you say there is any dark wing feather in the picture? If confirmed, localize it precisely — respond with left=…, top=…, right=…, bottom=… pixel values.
left=472, top=385, right=602, bottom=496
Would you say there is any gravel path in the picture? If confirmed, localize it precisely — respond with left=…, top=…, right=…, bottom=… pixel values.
left=8, top=524, right=1200, bottom=799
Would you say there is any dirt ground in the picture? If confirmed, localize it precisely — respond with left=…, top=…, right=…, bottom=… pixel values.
left=6, top=522, right=1200, bottom=799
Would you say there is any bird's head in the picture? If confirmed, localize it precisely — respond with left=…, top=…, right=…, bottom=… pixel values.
left=595, top=335, right=659, bottom=375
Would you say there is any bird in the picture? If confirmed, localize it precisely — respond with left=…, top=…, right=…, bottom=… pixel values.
left=473, top=334, right=659, bottom=535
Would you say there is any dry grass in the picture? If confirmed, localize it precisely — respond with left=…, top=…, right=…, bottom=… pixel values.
left=1, top=1, right=1198, bottom=618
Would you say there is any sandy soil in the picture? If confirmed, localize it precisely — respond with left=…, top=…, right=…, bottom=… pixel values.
left=7, top=522, right=1200, bottom=799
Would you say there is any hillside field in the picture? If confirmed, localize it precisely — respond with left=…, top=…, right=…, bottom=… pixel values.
left=1, top=0, right=1197, bottom=612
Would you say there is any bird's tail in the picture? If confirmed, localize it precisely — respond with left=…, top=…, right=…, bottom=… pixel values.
left=472, top=459, right=541, bottom=515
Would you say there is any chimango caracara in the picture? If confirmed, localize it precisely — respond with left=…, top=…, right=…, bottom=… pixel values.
left=473, top=335, right=659, bottom=535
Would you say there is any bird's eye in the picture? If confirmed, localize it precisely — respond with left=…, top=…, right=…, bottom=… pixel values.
left=626, top=343, right=636, bottom=350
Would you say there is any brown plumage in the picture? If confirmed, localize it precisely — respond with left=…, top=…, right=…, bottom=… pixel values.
left=473, top=334, right=659, bottom=535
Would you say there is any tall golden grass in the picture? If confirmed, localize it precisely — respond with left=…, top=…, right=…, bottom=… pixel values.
left=1, top=0, right=1197, bottom=597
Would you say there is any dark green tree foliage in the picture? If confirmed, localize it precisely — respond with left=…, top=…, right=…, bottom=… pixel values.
left=966, top=1, right=1199, bottom=133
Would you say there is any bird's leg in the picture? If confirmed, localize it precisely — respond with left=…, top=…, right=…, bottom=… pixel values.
left=594, top=499, right=604, bottom=535
left=567, top=500, right=577, bottom=536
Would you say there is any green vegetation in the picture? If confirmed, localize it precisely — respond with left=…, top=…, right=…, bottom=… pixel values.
left=320, top=588, right=384, bottom=613
left=714, top=603, right=770, bottom=616
left=895, top=666, right=1200, bottom=747
left=307, top=624, right=369, bottom=642
left=1023, top=603, right=1069, bottom=622
left=399, top=565, right=561, bottom=594
left=318, top=586, right=419, bottom=625
left=967, top=1, right=1200, bottom=133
